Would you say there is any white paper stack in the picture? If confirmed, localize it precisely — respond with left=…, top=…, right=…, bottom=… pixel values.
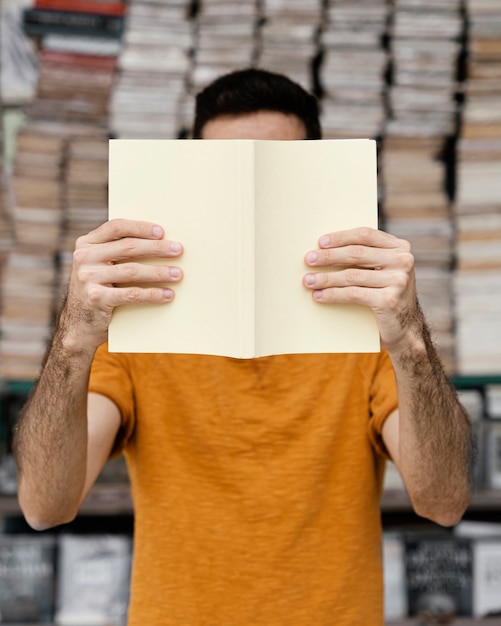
left=319, top=0, right=389, bottom=139
left=389, top=0, right=462, bottom=137
left=381, top=0, right=463, bottom=372
left=191, top=0, right=257, bottom=97
left=453, top=0, right=501, bottom=376
left=454, top=522, right=501, bottom=618
left=56, top=534, right=132, bottom=626
left=383, top=532, right=408, bottom=621
left=486, top=385, right=501, bottom=419
left=110, top=0, right=194, bottom=138
left=257, top=0, right=322, bottom=91
left=381, top=133, right=456, bottom=371
left=0, top=1, right=38, bottom=106
left=416, top=266, right=455, bottom=362
left=453, top=270, right=501, bottom=374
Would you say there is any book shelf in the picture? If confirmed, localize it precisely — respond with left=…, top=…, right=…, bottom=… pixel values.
left=0, top=617, right=499, bottom=626
left=1, top=380, right=500, bottom=622
left=2, top=482, right=501, bottom=520
left=1, top=0, right=501, bottom=622
left=1, top=375, right=501, bottom=519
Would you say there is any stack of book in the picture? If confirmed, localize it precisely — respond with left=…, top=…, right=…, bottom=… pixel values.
left=58, top=134, right=110, bottom=301
left=257, top=0, right=322, bottom=91
left=11, top=130, right=64, bottom=252
left=389, top=0, right=462, bottom=137
left=381, top=0, right=463, bottom=372
left=23, top=0, right=124, bottom=118
left=0, top=532, right=132, bottom=625
left=381, top=133, right=456, bottom=371
left=28, top=47, right=117, bottom=127
left=0, top=534, right=57, bottom=623
left=0, top=130, right=64, bottom=381
left=383, top=524, right=501, bottom=621
left=110, top=0, right=193, bottom=139
left=23, top=0, right=124, bottom=56
left=0, top=132, right=13, bottom=261
left=453, top=0, right=501, bottom=375
left=0, top=136, right=12, bottom=325
left=191, top=0, right=257, bottom=99
left=318, top=0, right=389, bottom=139
left=0, top=1, right=38, bottom=106
left=0, top=0, right=124, bottom=380
left=56, top=534, right=132, bottom=626
left=0, top=247, right=56, bottom=381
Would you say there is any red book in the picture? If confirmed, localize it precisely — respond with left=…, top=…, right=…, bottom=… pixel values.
left=40, top=49, right=118, bottom=71
left=34, top=0, right=126, bottom=16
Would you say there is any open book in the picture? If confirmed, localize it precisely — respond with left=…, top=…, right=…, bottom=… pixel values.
left=108, top=138, right=380, bottom=357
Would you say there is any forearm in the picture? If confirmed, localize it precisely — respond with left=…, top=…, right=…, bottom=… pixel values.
left=13, top=311, right=97, bottom=530
left=389, top=313, right=474, bottom=526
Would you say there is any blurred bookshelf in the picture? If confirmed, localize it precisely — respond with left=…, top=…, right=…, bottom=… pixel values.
left=1, top=0, right=501, bottom=623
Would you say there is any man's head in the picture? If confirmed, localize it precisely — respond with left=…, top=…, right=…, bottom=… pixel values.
left=193, top=68, right=322, bottom=141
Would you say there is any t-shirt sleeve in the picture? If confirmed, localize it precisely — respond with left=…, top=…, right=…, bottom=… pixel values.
left=88, top=343, right=136, bottom=457
left=367, top=349, right=398, bottom=459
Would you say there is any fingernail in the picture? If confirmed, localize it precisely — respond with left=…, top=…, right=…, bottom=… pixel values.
left=313, top=290, right=323, bottom=300
left=170, top=268, right=181, bottom=278
left=170, top=242, right=181, bottom=253
left=152, top=226, right=163, bottom=238
left=164, top=288, right=174, bottom=300
left=305, top=273, right=315, bottom=286
left=306, top=251, right=317, bottom=263
left=319, top=235, right=330, bottom=247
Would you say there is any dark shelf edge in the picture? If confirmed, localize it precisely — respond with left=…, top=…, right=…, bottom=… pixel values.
left=1, top=486, right=501, bottom=518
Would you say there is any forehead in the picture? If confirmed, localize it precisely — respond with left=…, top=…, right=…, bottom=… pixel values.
left=201, top=110, right=307, bottom=140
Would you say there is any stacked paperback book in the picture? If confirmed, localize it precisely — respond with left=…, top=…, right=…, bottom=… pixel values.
left=453, top=0, right=501, bottom=375
left=257, top=0, right=322, bottom=92
left=384, top=524, right=501, bottom=620
left=191, top=0, right=257, bottom=97
left=59, top=135, right=111, bottom=293
left=110, top=0, right=193, bottom=139
left=0, top=130, right=64, bottom=381
left=318, top=0, right=389, bottom=139
left=0, top=533, right=132, bottom=625
left=0, top=1, right=38, bottom=106
left=0, top=0, right=125, bottom=380
left=1, top=0, right=501, bottom=379
left=0, top=128, right=13, bottom=268
left=381, top=0, right=463, bottom=372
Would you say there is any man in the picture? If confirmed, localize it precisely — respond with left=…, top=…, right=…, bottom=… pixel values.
left=13, top=69, right=473, bottom=625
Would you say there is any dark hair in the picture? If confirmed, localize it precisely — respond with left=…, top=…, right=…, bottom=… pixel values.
left=193, top=68, right=322, bottom=140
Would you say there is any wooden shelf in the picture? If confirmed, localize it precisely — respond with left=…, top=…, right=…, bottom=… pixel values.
left=0, top=617, right=501, bottom=626
left=2, top=374, right=500, bottom=399
left=2, top=485, right=501, bottom=518
left=386, top=620, right=501, bottom=625
left=381, top=488, right=501, bottom=513
left=0, top=483, right=133, bottom=518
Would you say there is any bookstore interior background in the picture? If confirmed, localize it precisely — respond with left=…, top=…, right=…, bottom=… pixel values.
left=0, top=0, right=501, bottom=623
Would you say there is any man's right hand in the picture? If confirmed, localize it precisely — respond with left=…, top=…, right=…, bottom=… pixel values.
left=63, top=218, right=184, bottom=350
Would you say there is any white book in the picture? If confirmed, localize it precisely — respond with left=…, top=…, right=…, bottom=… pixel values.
left=108, top=139, right=380, bottom=357
left=472, top=539, right=501, bottom=618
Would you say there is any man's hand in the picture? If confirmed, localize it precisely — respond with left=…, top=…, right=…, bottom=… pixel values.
left=303, top=227, right=420, bottom=353
left=63, top=219, right=184, bottom=350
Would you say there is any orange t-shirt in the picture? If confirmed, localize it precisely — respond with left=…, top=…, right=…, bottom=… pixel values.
left=89, top=348, right=398, bottom=626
